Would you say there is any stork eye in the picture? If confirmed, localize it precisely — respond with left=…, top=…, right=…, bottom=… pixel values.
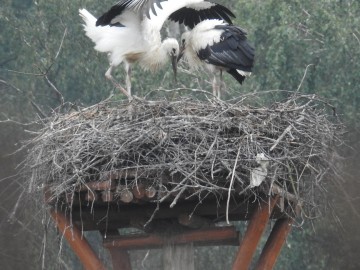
left=172, top=48, right=176, bottom=53
left=182, top=39, right=185, bottom=44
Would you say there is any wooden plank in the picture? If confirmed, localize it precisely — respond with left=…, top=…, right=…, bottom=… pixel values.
left=103, top=226, right=239, bottom=250
left=49, top=209, right=106, bottom=270
left=254, top=218, right=293, bottom=270
left=232, top=196, right=279, bottom=270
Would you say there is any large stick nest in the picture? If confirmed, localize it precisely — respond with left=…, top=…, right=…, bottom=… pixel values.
left=24, top=93, right=342, bottom=218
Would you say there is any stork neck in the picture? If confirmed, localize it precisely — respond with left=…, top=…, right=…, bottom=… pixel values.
left=140, top=41, right=169, bottom=71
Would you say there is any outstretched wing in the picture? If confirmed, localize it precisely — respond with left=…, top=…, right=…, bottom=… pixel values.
left=168, top=2, right=235, bottom=29
left=96, top=1, right=126, bottom=26
left=96, top=0, right=168, bottom=26
left=125, top=0, right=168, bottom=18
left=97, top=1, right=234, bottom=29
left=198, top=25, right=255, bottom=72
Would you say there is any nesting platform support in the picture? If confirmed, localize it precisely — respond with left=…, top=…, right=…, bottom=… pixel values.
left=232, top=196, right=279, bottom=269
left=231, top=196, right=293, bottom=270
left=49, top=210, right=106, bottom=270
left=49, top=195, right=293, bottom=270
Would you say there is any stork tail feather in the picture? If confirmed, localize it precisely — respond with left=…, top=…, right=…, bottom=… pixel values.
left=227, top=69, right=246, bottom=84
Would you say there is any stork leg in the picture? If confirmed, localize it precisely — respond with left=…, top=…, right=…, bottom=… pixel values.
left=105, top=65, right=130, bottom=99
left=212, top=73, right=222, bottom=99
left=125, top=62, right=132, bottom=97
left=212, top=76, right=220, bottom=99
left=218, top=70, right=223, bottom=99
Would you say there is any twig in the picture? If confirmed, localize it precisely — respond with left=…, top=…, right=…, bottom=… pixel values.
left=55, top=28, right=67, bottom=60
left=296, top=64, right=314, bottom=93
left=226, top=145, right=241, bottom=224
left=270, top=115, right=305, bottom=152
left=0, top=79, right=23, bottom=93
left=44, top=75, right=64, bottom=106
left=31, top=101, right=47, bottom=118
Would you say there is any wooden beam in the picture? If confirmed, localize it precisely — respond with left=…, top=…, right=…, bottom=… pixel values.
left=118, top=189, right=134, bottom=203
left=68, top=198, right=286, bottom=231
left=49, top=209, right=106, bottom=270
left=232, top=196, right=279, bottom=270
left=103, top=226, right=239, bottom=250
left=60, top=191, right=288, bottom=232
left=85, top=190, right=98, bottom=202
left=79, top=179, right=117, bottom=191
left=132, top=184, right=146, bottom=199
left=254, top=218, right=293, bottom=270
left=101, top=190, right=114, bottom=202
left=145, top=186, right=157, bottom=199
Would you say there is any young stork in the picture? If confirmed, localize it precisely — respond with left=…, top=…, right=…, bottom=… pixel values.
left=79, top=0, right=234, bottom=98
left=178, top=19, right=255, bottom=99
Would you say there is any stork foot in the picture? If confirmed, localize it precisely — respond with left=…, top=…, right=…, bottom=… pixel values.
left=219, top=81, right=227, bottom=99
left=212, top=83, right=221, bottom=100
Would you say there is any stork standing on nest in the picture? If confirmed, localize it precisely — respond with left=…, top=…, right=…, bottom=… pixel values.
left=79, top=0, right=234, bottom=98
left=178, top=19, right=255, bottom=99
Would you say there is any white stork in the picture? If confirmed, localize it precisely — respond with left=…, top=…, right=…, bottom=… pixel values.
left=79, top=0, right=234, bottom=98
left=178, top=19, right=255, bottom=99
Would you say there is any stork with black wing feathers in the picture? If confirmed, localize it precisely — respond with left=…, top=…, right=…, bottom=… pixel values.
left=178, top=19, right=255, bottom=99
left=79, top=0, right=234, bottom=98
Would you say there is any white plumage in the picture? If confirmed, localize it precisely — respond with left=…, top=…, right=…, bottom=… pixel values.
left=178, top=19, right=255, bottom=99
left=79, top=0, right=235, bottom=98
left=79, top=8, right=178, bottom=98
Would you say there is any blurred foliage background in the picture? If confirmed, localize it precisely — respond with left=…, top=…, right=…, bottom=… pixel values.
left=0, top=0, right=359, bottom=269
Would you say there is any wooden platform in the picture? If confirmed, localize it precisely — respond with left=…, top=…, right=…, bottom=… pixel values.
left=46, top=178, right=296, bottom=269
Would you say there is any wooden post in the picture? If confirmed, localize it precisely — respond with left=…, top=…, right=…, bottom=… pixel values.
left=49, top=209, right=106, bottom=270
left=232, top=196, right=278, bottom=270
left=254, top=218, right=293, bottom=270
left=163, top=243, right=194, bottom=270
left=101, top=230, right=132, bottom=270
left=106, top=248, right=132, bottom=270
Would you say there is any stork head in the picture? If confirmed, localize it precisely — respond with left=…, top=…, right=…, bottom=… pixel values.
left=162, top=38, right=180, bottom=82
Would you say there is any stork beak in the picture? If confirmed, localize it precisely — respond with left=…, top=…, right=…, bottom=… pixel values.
left=171, top=54, right=177, bottom=83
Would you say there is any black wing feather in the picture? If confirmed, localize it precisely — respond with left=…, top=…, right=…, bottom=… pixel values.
left=96, top=1, right=128, bottom=26
left=96, top=0, right=168, bottom=26
left=168, top=3, right=235, bottom=29
left=198, top=25, right=255, bottom=84
left=143, top=0, right=167, bottom=18
left=198, top=25, right=255, bottom=71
